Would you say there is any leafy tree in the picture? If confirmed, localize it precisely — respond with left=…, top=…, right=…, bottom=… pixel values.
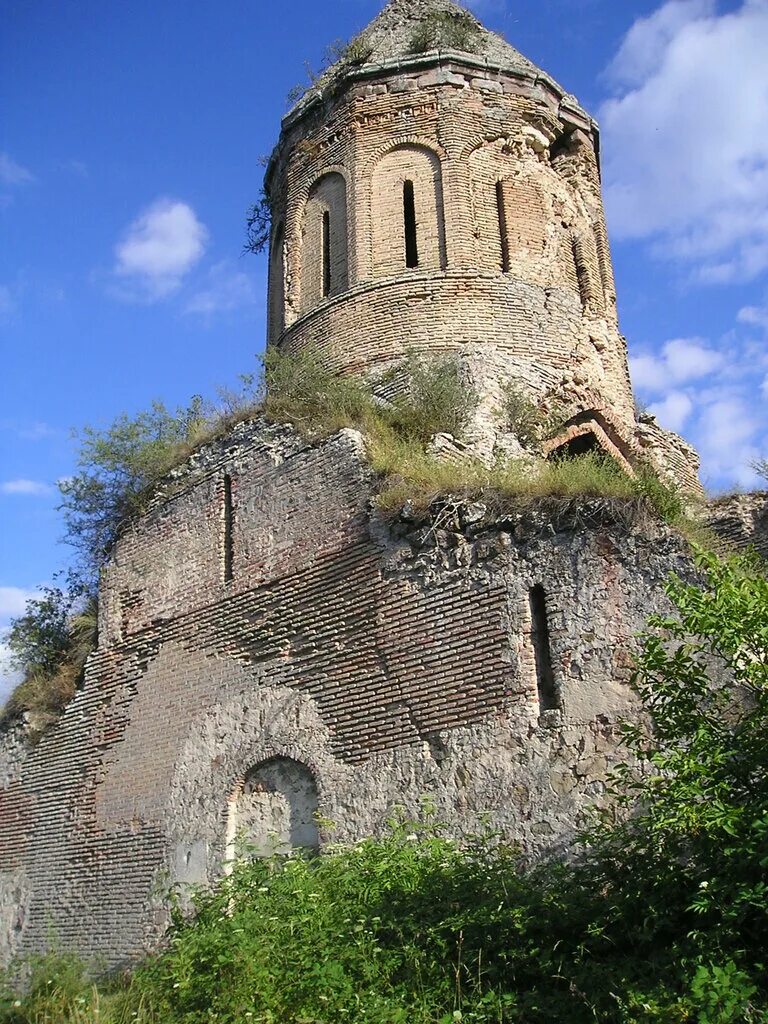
left=5, top=586, right=72, bottom=679
left=58, top=397, right=209, bottom=587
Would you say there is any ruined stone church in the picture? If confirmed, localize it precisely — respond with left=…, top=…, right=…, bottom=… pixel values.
left=1, top=0, right=766, bottom=968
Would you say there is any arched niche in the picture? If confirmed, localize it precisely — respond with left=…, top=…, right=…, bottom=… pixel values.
left=299, top=172, right=349, bottom=313
left=267, top=222, right=285, bottom=344
left=226, top=756, right=320, bottom=861
left=371, top=144, right=446, bottom=277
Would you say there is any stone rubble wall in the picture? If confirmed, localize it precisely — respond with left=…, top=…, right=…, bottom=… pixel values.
left=0, top=422, right=695, bottom=969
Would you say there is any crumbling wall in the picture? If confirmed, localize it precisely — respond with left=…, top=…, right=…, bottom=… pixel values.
left=0, top=422, right=694, bottom=969
left=708, top=491, right=768, bottom=560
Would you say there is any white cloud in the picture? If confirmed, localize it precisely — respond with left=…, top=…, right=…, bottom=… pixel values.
left=694, top=393, right=763, bottom=486
left=17, top=421, right=59, bottom=441
left=0, top=587, right=40, bottom=703
left=605, top=0, right=715, bottom=88
left=630, top=337, right=722, bottom=391
left=0, top=587, right=37, bottom=621
left=185, top=261, right=259, bottom=316
left=60, top=159, right=88, bottom=179
left=630, top=315, right=768, bottom=489
left=0, top=643, right=22, bottom=707
left=738, top=304, right=768, bottom=331
left=0, top=479, right=54, bottom=497
left=113, top=199, right=208, bottom=300
left=648, top=390, right=693, bottom=432
left=601, top=0, right=768, bottom=281
left=0, top=153, right=34, bottom=186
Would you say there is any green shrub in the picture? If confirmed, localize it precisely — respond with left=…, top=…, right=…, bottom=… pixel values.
left=1, top=588, right=98, bottom=731
left=5, top=587, right=71, bottom=681
left=500, top=385, right=546, bottom=447
left=384, top=352, right=477, bottom=443
left=262, top=346, right=374, bottom=435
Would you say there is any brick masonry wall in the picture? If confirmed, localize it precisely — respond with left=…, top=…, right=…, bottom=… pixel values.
left=708, top=491, right=768, bottom=560
left=0, top=421, right=696, bottom=968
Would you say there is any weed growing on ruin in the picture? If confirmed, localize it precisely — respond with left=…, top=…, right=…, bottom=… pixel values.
left=499, top=385, right=546, bottom=446
left=409, top=10, right=481, bottom=54
left=262, top=346, right=374, bottom=435
left=373, top=447, right=681, bottom=527
left=384, top=351, right=476, bottom=442
left=0, top=951, right=157, bottom=1023
left=285, top=34, right=374, bottom=107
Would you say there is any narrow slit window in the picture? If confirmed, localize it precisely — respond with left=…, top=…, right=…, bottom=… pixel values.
left=529, top=584, right=559, bottom=711
left=403, top=180, right=419, bottom=268
left=223, top=473, right=234, bottom=584
left=321, top=210, right=331, bottom=297
left=496, top=180, right=510, bottom=272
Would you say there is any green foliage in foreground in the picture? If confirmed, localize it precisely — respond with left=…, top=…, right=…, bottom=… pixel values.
left=3, top=550, right=767, bottom=1023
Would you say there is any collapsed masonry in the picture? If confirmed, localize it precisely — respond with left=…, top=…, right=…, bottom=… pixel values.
left=1, top=0, right=764, bottom=969
left=0, top=421, right=699, bottom=966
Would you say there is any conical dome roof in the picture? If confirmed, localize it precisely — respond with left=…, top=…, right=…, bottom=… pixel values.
left=286, top=0, right=578, bottom=120
left=346, top=0, right=540, bottom=76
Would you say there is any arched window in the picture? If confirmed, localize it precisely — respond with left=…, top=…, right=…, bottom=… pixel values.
left=371, top=145, right=446, bottom=277
left=300, top=172, right=348, bottom=312
left=226, top=757, right=320, bottom=861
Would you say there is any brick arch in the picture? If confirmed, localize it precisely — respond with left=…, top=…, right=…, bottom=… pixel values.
left=297, top=170, right=349, bottom=313
left=460, top=132, right=513, bottom=162
left=363, top=135, right=448, bottom=174
left=369, top=142, right=447, bottom=277
left=225, top=755, right=320, bottom=862
left=543, top=408, right=637, bottom=477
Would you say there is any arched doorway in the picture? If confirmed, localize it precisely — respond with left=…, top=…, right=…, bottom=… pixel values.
left=226, top=756, right=319, bottom=861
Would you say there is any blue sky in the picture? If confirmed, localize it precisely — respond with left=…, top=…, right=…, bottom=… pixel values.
left=2, top=0, right=768, bottom=694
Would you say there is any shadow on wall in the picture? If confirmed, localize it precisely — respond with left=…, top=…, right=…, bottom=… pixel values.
left=226, top=756, right=320, bottom=861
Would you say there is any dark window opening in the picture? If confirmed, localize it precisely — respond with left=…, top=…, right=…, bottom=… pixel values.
left=403, top=180, right=419, bottom=268
left=529, top=584, right=559, bottom=712
left=223, top=473, right=234, bottom=583
left=550, top=432, right=601, bottom=460
left=321, top=211, right=331, bottom=297
left=549, top=130, right=575, bottom=163
left=496, top=180, right=510, bottom=272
